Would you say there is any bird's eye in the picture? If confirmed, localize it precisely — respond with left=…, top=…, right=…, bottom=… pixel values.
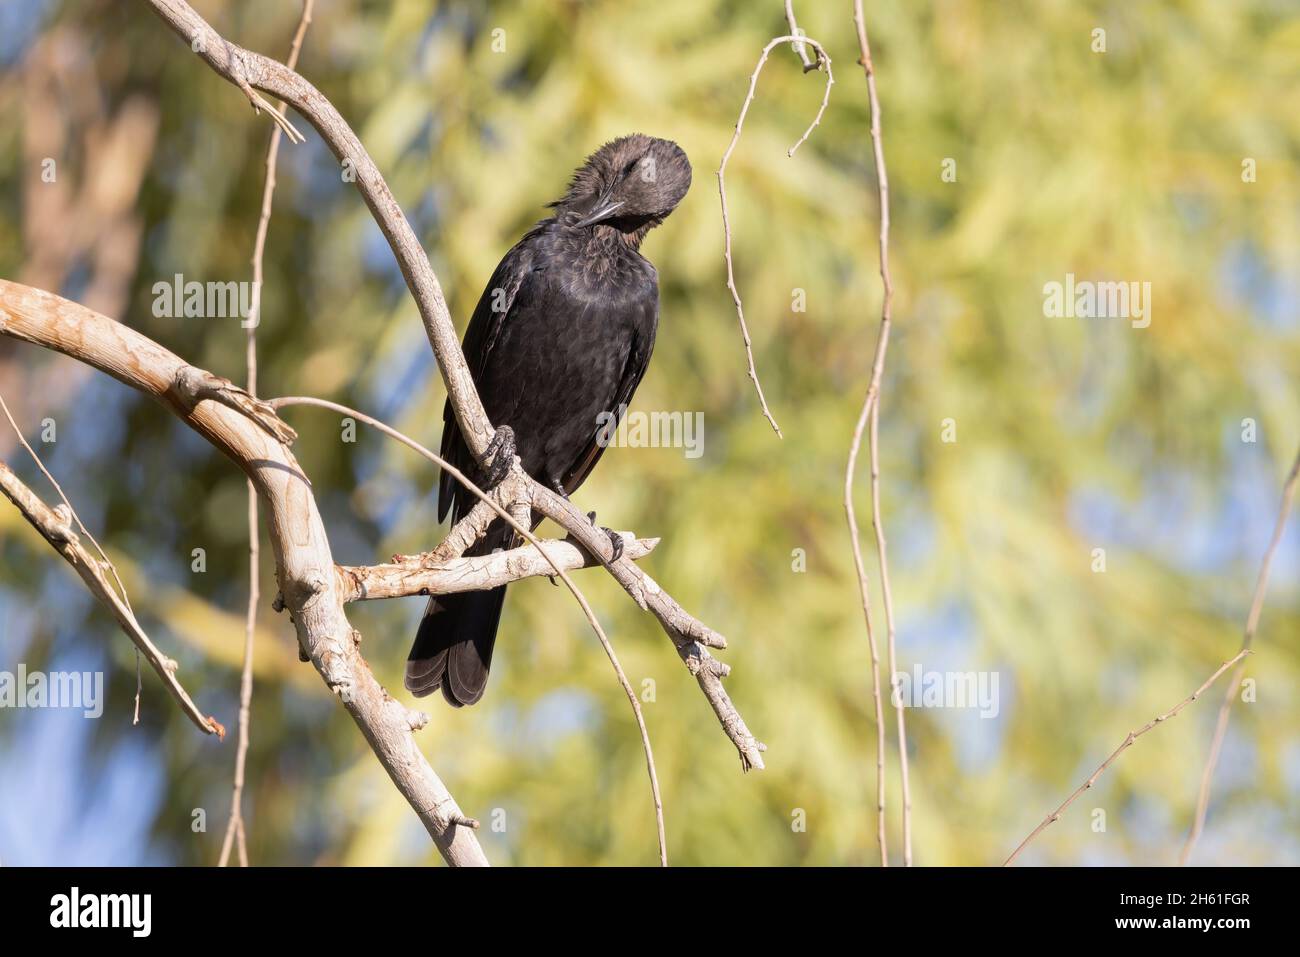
left=623, top=158, right=640, bottom=176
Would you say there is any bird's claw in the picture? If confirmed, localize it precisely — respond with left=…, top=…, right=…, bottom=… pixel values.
left=482, top=425, right=516, bottom=488
left=605, top=528, right=624, bottom=562
left=585, top=511, right=624, bottom=562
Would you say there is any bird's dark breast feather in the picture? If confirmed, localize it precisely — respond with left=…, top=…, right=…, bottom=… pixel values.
left=436, top=240, right=535, bottom=521
left=438, top=223, right=658, bottom=522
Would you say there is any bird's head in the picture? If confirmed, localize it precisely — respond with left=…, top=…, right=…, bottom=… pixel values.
left=556, top=134, right=692, bottom=243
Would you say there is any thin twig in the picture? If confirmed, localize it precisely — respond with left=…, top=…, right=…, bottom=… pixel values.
left=1004, top=649, right=1252, bottom=866
left=0, top=458, right=223, bottom=737
left=871, top=400, right=911, bottom=864
left=239, top=81, right=305, bottom=144
left=844, top=392, right=887, bottom=865
left=1, top=390, right=202, bottom=735
left=1178, top=445, right=1300, bottom=865
left=0, top=393, right=132, bottom=613
left=269, top=395, right=668, bottom=866
left=846, top=1, right=909, bottom=865
left=718, top=33, right=833, bottom=437
left=870, top=413, right=911, bottom=865
left=783, top=1, right=819, bottom=72
left=219, top=0, right=315, bottom=874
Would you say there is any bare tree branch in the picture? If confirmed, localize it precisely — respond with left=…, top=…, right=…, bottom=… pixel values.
left=422, top=496, right=511, bottom=564
left=0, top=279, right=488, bottom=867
left=846, top=1, right=911, bottom=865
left=339, top=535, right=659, bottom=602
left=718, top=33, right=833, bottom=437
left=1178, top=445, right=1300, bottom=865
left=1004, top=649, right=1252, bottom=867
left=0, top=458, right=223, bottom=738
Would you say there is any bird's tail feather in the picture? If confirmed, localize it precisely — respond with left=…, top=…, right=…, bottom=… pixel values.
left=405, top=522, right=514, bottom=706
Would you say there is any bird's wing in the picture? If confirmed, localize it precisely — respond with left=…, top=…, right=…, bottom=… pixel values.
left=560, top=280, right=659, bottom=495
left=438, top=237, right=540, bottom=523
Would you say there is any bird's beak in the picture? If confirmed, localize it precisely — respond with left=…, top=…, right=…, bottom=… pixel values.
left=576, top=199, right=625, bottom=228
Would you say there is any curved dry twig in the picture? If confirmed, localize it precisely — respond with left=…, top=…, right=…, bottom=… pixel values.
left=717, top=33, right=833, bottom=437
left=1178, top=445, right=1300, bottom=865
left=1005, top=649, right=1251, bottom=866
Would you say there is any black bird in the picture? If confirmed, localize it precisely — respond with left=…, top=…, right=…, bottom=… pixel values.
left=406, top=134, right=693, bottom=706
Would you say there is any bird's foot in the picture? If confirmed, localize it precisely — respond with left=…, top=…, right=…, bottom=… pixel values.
left=482, top=425, right=516, bottom=489
left=586, top=510, right=624, bottom=563
left=605, top=528, right=625, bottom=563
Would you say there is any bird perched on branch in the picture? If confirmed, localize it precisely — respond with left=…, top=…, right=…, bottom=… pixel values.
left=406, top=134, right=692, bottom=705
